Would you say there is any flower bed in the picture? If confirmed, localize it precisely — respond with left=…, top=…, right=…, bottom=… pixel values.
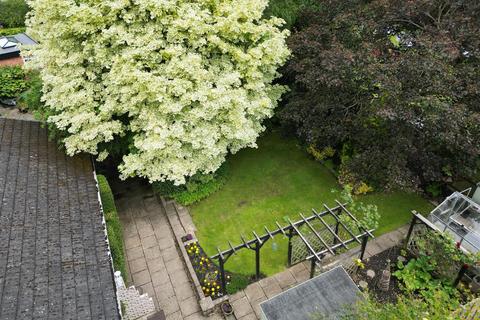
left=184, top=239, right=230, bottom=299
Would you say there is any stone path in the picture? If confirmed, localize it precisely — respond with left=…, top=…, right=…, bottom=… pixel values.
left=0, top=105, right=35, bottom=121
left=113, top=180, right=222, bottom=320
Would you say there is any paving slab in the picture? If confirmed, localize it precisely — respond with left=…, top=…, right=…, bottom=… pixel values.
left=275, top=270, right=297, bottom=289
left=232, top=297, right=254, bottom=319
left=244, top=283, right=265, bottom=302
left=179, top=296, right=201, bottom=317
left=129, top=257, right=148, bottom=274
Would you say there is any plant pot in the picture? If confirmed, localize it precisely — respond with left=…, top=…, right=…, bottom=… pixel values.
left=221, top=302, right=233, bottom=315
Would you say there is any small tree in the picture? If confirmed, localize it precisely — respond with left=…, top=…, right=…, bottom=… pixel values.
left=26, top=0, right=290, bottom=184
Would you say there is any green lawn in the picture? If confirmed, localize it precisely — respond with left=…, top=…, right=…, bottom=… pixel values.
left=190, top=131, right=433, bottom=276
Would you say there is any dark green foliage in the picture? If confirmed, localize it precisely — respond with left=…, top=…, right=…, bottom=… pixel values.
left=426, top=182, right=442, bottom=197
left=0, top=27, right=26, bottom=36
left=0, top=0, right=29, bottom=28
left=264, top=0, right=322, bottom=30
left=346, top=290, right=462, bottom=320
left=153, top=164, right=228, bottom=205
left=281, top=0, right=480, bottom=191
left=0, top=66, right=26, bottom=99
left=97, top=174, right=127, bottom=281
left=18, top=70, right=43, bottom=112
left=226, top=272, right=251, bottom=295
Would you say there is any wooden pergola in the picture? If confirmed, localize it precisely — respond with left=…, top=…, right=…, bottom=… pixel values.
left=210, top=200, right=375, bottom=294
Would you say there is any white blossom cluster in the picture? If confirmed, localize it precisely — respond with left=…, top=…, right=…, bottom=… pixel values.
left=26, top=0, right=290, bottom=184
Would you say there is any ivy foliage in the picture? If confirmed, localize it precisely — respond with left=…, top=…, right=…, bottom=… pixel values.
left=0, top=66, right=26, bottom=99
left=281, top=0, right=480, bottom=190
left=26, top=0, right=290, bottom=185
left=97, top=174, right=127, bottom=281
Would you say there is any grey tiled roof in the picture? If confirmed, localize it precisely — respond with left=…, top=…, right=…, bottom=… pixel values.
left=0, top=118, right=120, bottom=320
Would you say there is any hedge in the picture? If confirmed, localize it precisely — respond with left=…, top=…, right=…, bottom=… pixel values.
left=97, top=174, right=127, bottom=282
left=0, top=27, right=26, bottom=36
left=152, top=164, right=228, bottom=206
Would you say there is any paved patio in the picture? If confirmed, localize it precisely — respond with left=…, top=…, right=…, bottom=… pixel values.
left=113, top=181, right=222, bottom=320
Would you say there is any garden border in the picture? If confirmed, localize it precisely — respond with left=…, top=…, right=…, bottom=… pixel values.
left=157, top=196, right=229, bottom=316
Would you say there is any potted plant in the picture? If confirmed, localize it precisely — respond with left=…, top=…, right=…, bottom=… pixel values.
left=221, top=301, right=233, bottom=316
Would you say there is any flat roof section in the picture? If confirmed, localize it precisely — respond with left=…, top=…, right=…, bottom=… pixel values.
left=260, top=266, right=361, bottom=320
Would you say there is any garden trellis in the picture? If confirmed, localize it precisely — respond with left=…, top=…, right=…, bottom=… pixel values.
left=211, top=201, right=375, bottom=294
left=404, top=211, right=471, bottom=286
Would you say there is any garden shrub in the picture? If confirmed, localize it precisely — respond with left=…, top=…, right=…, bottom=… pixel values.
left=0, top=66, right=26, bottom=99
left=0, top=27, right=26, bottom=36
left=153, top=164, right=228, bottom=206
left=97, top=174, right=127, bottom=281
left=18, top=70, right=43, bottom=112
left=341, top=289, right=462, bottom=320
left=0, top=0, right=29, bottom=28
left=226, top=273, right=252, bottom=295
left=264, top=0, right=322, bottom=30
left=306, top=145, right=335, bottom=162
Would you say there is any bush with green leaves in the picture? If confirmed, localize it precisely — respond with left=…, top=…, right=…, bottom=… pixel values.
left=0, top=0, right=29, bottom=28
left=153, top=164, right=228, bottom=205
left=0, top=27, right=26, bottom=36
left=0, top=66, right=26, bottom=99
left=334, top=186, right=380, bottom=231
left=18, top=70, right=43, bottom=111
left=341, top=289, right=462, bottom=320
left=97, top=174, right=127, bottom=281
left=264, top=0, right=322, bottom=30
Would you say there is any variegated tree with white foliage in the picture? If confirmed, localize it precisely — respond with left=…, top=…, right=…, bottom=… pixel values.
left=26, top=0, right=290, bottom=184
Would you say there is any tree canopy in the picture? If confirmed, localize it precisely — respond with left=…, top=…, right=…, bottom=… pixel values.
left=26, top=0, right=290, bottom=184
left=281, top=0, right=480, bottom=190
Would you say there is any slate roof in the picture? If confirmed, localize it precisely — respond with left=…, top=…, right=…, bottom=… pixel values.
left=0, top=118, right=120, bottom=319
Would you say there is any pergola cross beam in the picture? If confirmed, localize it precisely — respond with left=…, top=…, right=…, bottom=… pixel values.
left=210, top=202, right=375, bottom=295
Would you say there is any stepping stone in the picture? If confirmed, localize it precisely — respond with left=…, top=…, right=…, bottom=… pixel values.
left=366, top=269, right=375, bottom=279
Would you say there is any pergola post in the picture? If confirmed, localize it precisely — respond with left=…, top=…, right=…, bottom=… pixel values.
left=333, top=221, right=340, bottom=246
left=287, top=228, right=294, bottom=266
left=219, top=256, right=227, bottom=295
left=309, top=258, right=316, bottom=279
left=359, top=233, right=369, bottom=261
left=255, top=243, right=261, bottom=280
left=404, top=212, right=418, bottom=250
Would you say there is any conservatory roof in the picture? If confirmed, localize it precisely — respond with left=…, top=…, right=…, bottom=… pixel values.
left=0, top=33, right=36, bottom=60
left=428, top=190, right=480, bottom=253
left=260, top=266, right=361, bottom=320
left=0, top=118, right=120, bottom=319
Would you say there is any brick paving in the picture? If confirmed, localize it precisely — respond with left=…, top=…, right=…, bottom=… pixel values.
left=114, top=182, right=222, bottom=320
